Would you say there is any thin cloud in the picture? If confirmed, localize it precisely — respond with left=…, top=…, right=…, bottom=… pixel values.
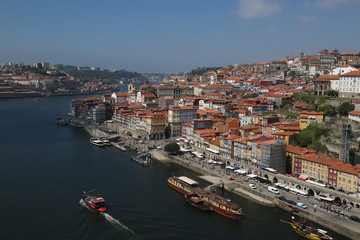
left=238, top=0, right=282, bottom=19
left=297, top=15, right=318, bottom=23
left=266, top=26, right=276, bottom=32
left=304, top=0, right=359, bottom=10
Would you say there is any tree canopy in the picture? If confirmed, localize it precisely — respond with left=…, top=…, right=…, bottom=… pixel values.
left=188, top=67, right=220, bottom=76
left=164, top=142, right=180, bottom=153
left=65, top=69, right=145, bottom=83
left=319, top=105, right=337, bottom=116
left=243, top=93, right=259, bottom=98
left=337, top=101, right=354, bottom=116
left=291, top=124, right=330, bottom=148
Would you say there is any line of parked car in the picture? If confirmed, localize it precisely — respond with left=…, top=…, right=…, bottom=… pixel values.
left=278, top=195, right=307, bottom=209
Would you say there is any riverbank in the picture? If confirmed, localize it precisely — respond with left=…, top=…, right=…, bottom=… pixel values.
left=82, top=122, right=359, bottom=240
left=152, top=150, right=359, bottom=240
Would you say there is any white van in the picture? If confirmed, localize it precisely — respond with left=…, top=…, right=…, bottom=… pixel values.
left=268, top=186, right=280, bottom=194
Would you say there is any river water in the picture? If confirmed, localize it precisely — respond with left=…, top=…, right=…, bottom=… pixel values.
left=0, top=95, right=348, bottom=240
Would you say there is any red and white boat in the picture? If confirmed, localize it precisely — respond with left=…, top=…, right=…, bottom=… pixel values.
left=82, top=191, right=107, bottom=212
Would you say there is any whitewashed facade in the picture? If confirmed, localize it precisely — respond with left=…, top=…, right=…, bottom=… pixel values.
left=339, top=71, right=360, bottom=97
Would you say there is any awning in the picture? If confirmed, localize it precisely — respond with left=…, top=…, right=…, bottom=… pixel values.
left=266, top=168, right=277, bottom=173
left=247, top=174, right=257, bottom=178
left=289, top=188, right=308, bottom=195
left=192, top=151, right=204, bottom=158
left=234, top=169, right=247, bottom=174
left=180, top=147, right=191, bottom=152
left=206, top=148, right=220, bottom=154
left=298, top=174, right=308, bottom=181
left=318, top=195, right=335, bottom=202
left=178, top=176, right=199, bottom=186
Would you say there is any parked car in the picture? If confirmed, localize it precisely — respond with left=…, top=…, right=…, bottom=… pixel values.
left=349, top=215, right=360, bottom=222
left=297, top=202, right=307, bottom=209
left=278, top=196, right=287, bottom=202
left=249, top=183, right=256, bottom=189
left=268, top=186, right=280, bottom=194
left=287, top=200, right=296, bottom=205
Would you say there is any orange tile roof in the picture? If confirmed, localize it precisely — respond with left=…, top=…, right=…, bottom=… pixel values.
left=341, top=71, right=360, bottom=76
left=277, top=126, right=301, bottom=131
left=329, top=162, right=359, bottom=175
left=182, top=122, right=192, bottom=126
left=274, top=131, right=296, bottom=136
left=315, top=75, right=340, bottom=81
left=296, top=153, right=337, bottom=166
left=300, top=111, right=324, bottom=115
left=128, top=104, right=143, bottom=109
left=294, top=102, right=309, bottom=107
left=349, top=111, right=360, bottom=116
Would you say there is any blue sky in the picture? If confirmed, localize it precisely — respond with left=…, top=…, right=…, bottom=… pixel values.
left=1, top=0, right=360, bottom=72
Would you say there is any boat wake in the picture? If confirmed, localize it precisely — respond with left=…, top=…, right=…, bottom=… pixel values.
left=101, top=212, right=136, bottom=235
left=79, top=199, right=136, bottom=236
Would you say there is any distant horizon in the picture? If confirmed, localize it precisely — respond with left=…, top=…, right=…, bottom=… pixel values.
left=1, top=46, right=350, bottom=74
left=1, top=0, right=360, bottom=72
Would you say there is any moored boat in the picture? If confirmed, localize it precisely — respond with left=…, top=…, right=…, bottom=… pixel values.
left=101, top=138, right=112, bottom=146
left=184, top=192, right=212, bottom=212
left=167, top=176, right=243, bottom=220
left=56, top=117, right=67, bottom=125
left=90, top=138, right=105, bottom=147
left=131, top=152, right=151, bottom=166
left=192, top=187, right=243, bottom=220
left=281, top=217, right=333, bottom=240
left=82, top=191, right=107, bottom=213
left=167, top=176, right=200, bottom=194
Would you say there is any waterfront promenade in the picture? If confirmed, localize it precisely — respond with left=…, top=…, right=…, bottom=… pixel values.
left=85, top=122, right=360, bottom=240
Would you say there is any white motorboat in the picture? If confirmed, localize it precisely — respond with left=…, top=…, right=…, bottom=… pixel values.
left=101, top=138, right=112, bottom=146
left=90, top=138, right=105, bottom=147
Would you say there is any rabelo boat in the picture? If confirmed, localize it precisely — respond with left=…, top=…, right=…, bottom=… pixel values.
left=281, top=217, right=333, bottom=240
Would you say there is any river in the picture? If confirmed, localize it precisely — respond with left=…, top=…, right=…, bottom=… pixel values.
left=0, top=95, right=348, bottom=240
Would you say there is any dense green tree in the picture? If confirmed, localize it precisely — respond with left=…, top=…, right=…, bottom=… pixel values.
left=320, top=105, right=337, bottom=116
left=243, top=93, right=259, bottom=98
left=164, top=142, right=180, bottom=153
left=337, top=102, right=355, bottom=116
left=324, top=90, right=339, bottom=97
left=288, top=71, right=296, bottom=80
left=291, top=124, right=330, bottom=148
left=65, top=69, right=145, bottom=83
left=189, top=67, right=220, bottom=76
left=309, top=142, right=328, bottom=153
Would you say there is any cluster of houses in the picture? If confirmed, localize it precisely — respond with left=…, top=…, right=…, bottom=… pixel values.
left=68, top=49, right=360, bottom=193
left=0, top=63, right=119, bottom=97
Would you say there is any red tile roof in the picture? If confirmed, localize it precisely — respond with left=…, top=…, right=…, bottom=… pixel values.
left=341, top=71, right=360, bottom=76
left=349, top=111, right=360, bottom=116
